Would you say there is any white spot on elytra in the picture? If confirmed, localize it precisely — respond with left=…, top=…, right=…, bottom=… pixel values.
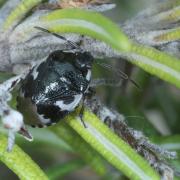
left=55, top=94, right=82, bottom=111
left=31, top=66, right=39, bottom=80
left=34, top=94, right=47, bottom=104
left=86, top=70, right=91, bottom=81
left=60, top=77, right=67, bottom=82
left=38, top=114, right=51, bottom=124
left=80, top=86, right=83, bottom=91
left=45, top=82, right=58, bottom=93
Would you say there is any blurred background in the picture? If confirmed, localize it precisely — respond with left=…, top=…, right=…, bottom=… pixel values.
left=0, top=0, right=180, bottom=179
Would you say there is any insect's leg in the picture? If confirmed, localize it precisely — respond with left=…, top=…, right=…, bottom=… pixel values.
left=85, top=87, right=96, bottom=97
left=104, top=116, right=112, bottom=128
left=90, top=78, right=122, bottom=87
left=79, top=96, right=87, bottom=128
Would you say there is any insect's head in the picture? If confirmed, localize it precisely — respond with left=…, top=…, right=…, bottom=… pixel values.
left=75, top=51, right=94, bottom=70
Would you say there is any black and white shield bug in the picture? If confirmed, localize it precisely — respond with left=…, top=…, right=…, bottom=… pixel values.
left=17, top=27, right=140, bottom=130
left=17, top=27, right=93, bottom=128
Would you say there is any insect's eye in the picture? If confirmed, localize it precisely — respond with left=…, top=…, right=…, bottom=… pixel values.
left=76, top=59, right=86, bottom=68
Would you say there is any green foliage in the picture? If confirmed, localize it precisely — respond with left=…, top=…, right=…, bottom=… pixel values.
left=46, top=159, right=85, bottom=180
left=0, top=0, right=179, bottom=180
left=3, top=0, right=44, bottom=30
left=64, top=110, right=160, bottom=179
left=39, top=8, right=180, bottom=88
left=0, top=135, right=48, bottom=180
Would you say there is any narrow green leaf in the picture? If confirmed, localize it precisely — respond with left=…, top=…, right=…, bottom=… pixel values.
left=154, top=27, right=180, bottom=42
left=151, top=135, right=180, bottom=151
left=128, top=43, right=180, bottom=88
left=3, top=0, right=43, bottom=31
left=145, top=0, right=180, bottom=16
left=38, top=8, right=180, bottom=88
left=40, top=8, right=131, bottom=52
left=22, top=128, right=72, bottom=152
left=163, top=6, right=180, bottom=22
left=50, top=123, right=107, bottom=176
left=0, top=0, right=5, bottom=7
left=11, top=8, right=180, bottom=88
left=150, top=5, right=180, bottom=23
left=46, top=159, right=85, bottom=180
left=63, top=110, right=160, bottom=180
left=0, top=134, right=48, bottom=180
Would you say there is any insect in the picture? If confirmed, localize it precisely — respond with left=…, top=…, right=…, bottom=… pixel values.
left=17, top=27, right=139, bottom=130
left=17, top=27, right=94, bottom=128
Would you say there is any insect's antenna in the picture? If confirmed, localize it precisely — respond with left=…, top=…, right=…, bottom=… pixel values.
left=96, top=61, right=141, bottom=90
left=34, top=26, right=81, bottom=50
